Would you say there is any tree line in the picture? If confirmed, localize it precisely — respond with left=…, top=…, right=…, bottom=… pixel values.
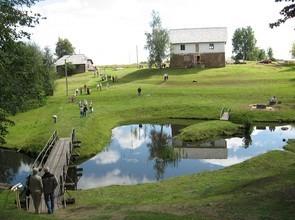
left=232, top=26, right=275, bottom=62
left=0, top=0, right=294, bottom=144
left=145, top=1, right=295, bottom=67
left=0, top=0, right=55, bottom=144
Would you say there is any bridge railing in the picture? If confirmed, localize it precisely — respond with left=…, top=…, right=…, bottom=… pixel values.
left=31, top=130, right=58, bottom=169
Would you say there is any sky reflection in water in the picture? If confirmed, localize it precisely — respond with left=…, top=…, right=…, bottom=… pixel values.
left=0, top=149, right=33, bottom=185
left=78, top=124, right=295, bottom=189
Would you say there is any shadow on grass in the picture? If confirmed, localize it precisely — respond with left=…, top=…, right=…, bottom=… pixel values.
left=279, top=64, right=295, bottom=73
left=119, top=68, right=205, bottom=84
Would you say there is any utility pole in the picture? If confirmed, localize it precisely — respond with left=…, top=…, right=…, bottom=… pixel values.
left=136, top=45, right=139, bottom=68
left=65, top=59, right=68, bottom=96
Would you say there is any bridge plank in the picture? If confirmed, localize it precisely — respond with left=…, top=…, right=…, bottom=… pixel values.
left=28, top=138, right=71, bottom=213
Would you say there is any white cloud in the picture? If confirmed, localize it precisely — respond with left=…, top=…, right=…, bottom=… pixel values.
left=124, top=158, right=139, bottom=163
left=90, top=150, right=120, bottom=164
left=28, top=0, right=295, bottom=65
left=226, top=137, right=244, bottom=151
left=18, top=162, right=31, bottom=173
left=202, top=155, right=250, bottom=167
left=77, top=169, right=153, bottom=189
left=112, top=126, right=147, bottom=150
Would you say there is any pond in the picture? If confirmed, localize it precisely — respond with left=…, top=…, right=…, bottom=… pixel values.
left=77, top=124, right=295, bottom=189
left=0, top=148, right=34, bottom=185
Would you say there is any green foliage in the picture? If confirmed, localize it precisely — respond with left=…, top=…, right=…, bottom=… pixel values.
left=0, top=42, right=55, bottom=114
left=0, top=0, right=43, bottom=47
left=0, top=0, right=44, bottom=144
left=267, top=47, right=274, bottom=60
left=145, top=10, right=169, bottom=68
left=270, top=0, right=295, bottom=28
left=232, top=26, right=257, bottom=61
left=55, top=37, right=75, bottom=58
left=0, top=109, right=14, bottom=144
left=42, top=47, right=55, bottom=95
left=291, top=42, right=295, bottom=58
left=257, top=48, right=266, bottom=61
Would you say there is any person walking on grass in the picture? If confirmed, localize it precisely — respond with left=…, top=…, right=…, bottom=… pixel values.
left=29, top=168, right=43, bottom=214
left=80, top=106, right=84, bottom=117
left=42, top=167, right=58, bottom=214
left=83, top=104, right=88, bottom=117
left=137, top=87, right=142, bottom=96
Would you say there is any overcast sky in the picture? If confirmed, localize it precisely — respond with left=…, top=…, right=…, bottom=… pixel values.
left=29, top=0, right=294, bottom=65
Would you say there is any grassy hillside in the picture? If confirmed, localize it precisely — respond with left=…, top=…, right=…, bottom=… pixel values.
left=1, top=144, right=295, bottom=220
left=1, top=63, right=295, bottom=220
left=3, top=63, right=295, bottom=159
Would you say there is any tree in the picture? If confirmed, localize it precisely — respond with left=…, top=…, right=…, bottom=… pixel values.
left=232, top=26, right=257, bottom=61
left=0, top=109, right=14, bottom=144
left=0, top=43, right=55, bottom=114
left=43, top=46, right=54, bottom=69
left=145, top=10, right=169, bottom=68
left=291, top=42, right=295, bottom=58
left=55, top=38, right=75, bottom=58
left=267, top=47, right=274, bottom=60
left=0, top=0, right=43, bottom=144
left=147, top=126, right=178, bottom=180
left=257, top=48, right=266, bottom=61
left=270, top=0, right=295, bottom=28
left=0, top=0, right=43, bottom=47
left=42, top=47, right=55, bottom=96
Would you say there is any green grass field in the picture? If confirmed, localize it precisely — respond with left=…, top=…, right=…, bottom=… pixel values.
left=3, top=63, right=295, bottom=158
left=1, top=63, right=295, bottom=219
left=1, top=142, right=295, bottom=220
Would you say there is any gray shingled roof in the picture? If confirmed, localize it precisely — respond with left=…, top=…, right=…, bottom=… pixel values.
left=169, top=27, right=227, bottom=44
left=55, top=54, right=91, bottom=66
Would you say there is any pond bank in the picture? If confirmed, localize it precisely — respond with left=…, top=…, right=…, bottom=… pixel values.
left=76, top=123, right=295, bottom=189
left=1, top=140, right=295, bottom=220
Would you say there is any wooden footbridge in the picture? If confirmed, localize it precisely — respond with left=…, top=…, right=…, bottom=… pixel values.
left=220, top=107, right=231, bottom=121
left=25, top=129, right=81, bottom=213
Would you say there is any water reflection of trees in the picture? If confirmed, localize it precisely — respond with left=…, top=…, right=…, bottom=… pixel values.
left=243, top=123, right=253, bottom=148
left=0, top=149, right=32, bottom=184
left=147, top=125, right=179, bottom=180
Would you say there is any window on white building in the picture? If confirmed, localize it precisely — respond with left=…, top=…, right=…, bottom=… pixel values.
left=195, top=44, right=199, bottom=52
left=180, top=44, right=185, bottom=51
left=209, top=43, right=214, bottom=50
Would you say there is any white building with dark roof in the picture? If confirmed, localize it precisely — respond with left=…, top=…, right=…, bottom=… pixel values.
left=55, top=54, right=95, bottom=74
left=169, top=27, right=227, bottom=68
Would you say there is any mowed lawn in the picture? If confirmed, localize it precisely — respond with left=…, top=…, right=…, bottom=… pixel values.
left=4, top=63, right=295, bottom=158
left=1, top=63, right=295, bottom=220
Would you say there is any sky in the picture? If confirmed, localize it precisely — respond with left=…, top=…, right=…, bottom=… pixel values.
left=29, top=0, right=295, bottom=65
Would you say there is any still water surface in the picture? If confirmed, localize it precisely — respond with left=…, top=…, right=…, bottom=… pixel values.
left=77, top=124, right=295, bottom=189
left=1, top=124, right=294, bottom=188
left=0, top=148, right=33, bottom=185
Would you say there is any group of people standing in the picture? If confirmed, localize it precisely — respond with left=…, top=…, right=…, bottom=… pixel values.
left=79, top=99, right=93, bottom=117
left=27, top=167, right=58, bottom=214
left=75, top=84, right=91, bottom=96
left=163, top=73, right=169, bottom=81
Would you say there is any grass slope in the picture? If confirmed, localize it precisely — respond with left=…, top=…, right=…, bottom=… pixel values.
left=1, top=63, right=295, bottom=219
left=1, top=148, right=294, bottom=220
left=176, top=120, right=241, bottom=142
left=3, top=63, right=295, bottom=158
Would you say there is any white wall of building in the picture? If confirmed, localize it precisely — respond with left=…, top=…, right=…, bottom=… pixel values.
left=171, top=42, right=225, bottom=54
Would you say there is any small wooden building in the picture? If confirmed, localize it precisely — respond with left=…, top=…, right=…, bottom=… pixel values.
left=55, top=54, right=95, bottom=74
left=169, top=27, right=227, bottom=68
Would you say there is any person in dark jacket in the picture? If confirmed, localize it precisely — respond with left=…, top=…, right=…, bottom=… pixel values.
left=29, top=168, right=43, bottom=214
left=42, top=167, right=58, bottom=214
